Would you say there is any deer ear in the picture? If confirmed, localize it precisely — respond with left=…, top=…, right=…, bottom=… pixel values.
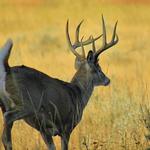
left=87, top=50, right=94, bottom=63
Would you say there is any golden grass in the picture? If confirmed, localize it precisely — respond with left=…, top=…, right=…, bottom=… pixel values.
left=0, top=0, right=150, bottom=149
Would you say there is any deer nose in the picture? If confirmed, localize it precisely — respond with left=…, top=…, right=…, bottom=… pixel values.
left=104, top=78, right=110, bottom=86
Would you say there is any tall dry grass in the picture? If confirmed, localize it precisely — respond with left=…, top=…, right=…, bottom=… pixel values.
left=0, top=0, right=150, bottom=149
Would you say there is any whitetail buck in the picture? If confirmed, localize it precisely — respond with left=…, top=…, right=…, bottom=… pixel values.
left=0, top=16, right=118, bottom=150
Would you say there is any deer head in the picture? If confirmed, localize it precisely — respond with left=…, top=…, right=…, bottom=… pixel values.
left=66, top=16, right=118, bottom=86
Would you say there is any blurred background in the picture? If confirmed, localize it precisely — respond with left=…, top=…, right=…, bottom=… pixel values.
left=0, top=0, right=150, bottom=149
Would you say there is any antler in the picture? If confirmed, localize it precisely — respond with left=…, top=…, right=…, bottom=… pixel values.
left=66, top=20, right=102, bottom=59
left=94, top=15, right=119, bottom=59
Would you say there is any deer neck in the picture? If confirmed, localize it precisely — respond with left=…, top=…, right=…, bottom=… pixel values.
left=71, top=67, right=94, bottom=108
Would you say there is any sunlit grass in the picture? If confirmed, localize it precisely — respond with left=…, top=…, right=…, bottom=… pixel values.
left=0, top=0, right=150, bottom=149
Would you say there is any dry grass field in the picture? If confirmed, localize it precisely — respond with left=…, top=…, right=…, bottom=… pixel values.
left=0, top=0, right=150, bottom=149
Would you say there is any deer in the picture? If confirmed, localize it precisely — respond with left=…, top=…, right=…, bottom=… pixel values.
left=0, top=16, right=118, bottom=150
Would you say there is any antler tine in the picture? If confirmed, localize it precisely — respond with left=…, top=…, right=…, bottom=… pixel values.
left=73, top=20, right=102, bottom=49
left=75, top=20, right=84, bottom=44
left=102, top=14, right=107, bottom=47
left=81, top=34, right=102, bottom=48
left=73, top=24, right=102, bottom=49
left=66, top=20, right=82, bottom=58
left=111, top=21, right=119, bottom=44
left=94, top=16, right=119, bottom=58
left=81, top=36, right=86, bottom=58
left=91, top=36, right=96, bottom=53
